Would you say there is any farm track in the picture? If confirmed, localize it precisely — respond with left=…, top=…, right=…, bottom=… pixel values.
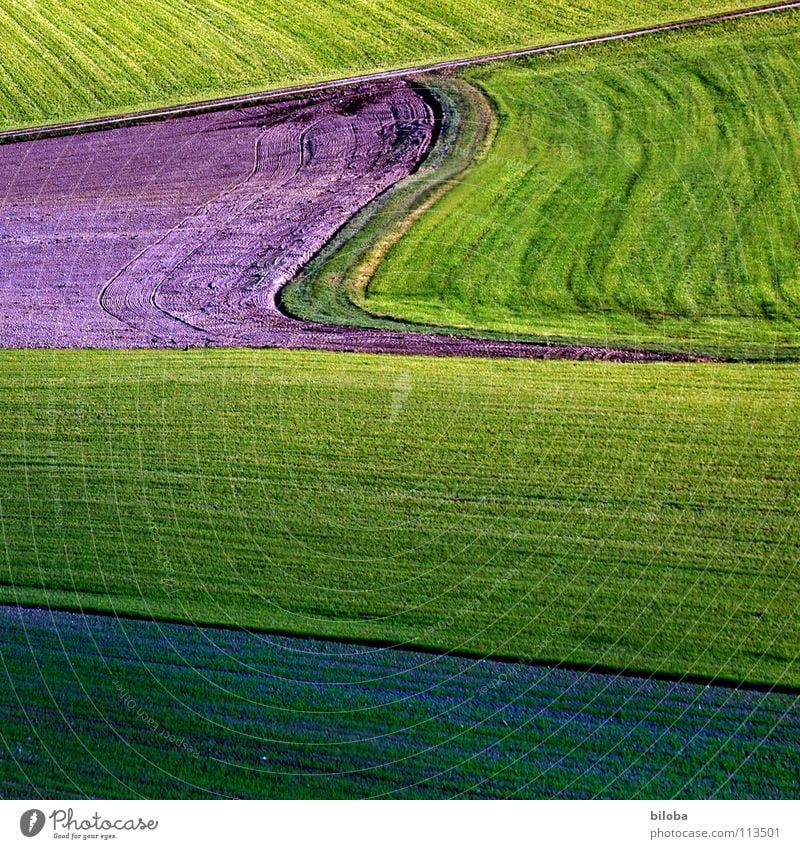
left=3, top=3, right=797, bottom=359
left=0, top=1, right=797, bottom=146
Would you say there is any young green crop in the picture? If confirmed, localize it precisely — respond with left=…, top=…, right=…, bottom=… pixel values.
left=1, top=349, right=797, bottom=688
left=363, top=14, right=800, bottom=359
left=0, top=0, right=752, bottom=131
left=2, top=608, right=797, bottom=799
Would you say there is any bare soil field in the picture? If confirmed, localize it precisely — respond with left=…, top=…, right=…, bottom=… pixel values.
left=0, top=82, right=431, bottom=348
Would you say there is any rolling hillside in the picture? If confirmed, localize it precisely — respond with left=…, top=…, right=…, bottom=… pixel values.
left=358, top=14, right=800, bottom=359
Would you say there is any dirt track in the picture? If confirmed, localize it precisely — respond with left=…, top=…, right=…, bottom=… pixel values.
left=1, top=1, right=797, bottom=148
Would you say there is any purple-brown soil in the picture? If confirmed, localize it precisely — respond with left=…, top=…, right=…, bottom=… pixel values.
left=0, top=83, right=429, bottom=348
left=0, top=83, right=699, bottom=361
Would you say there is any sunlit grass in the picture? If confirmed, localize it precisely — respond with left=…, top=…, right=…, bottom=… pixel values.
left=365, top=14, right=800, bottom=359
left=1, top=349, right=798, bottom=687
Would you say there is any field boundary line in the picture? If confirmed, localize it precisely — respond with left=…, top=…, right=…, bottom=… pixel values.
left=3, top=602, right=797, bottom=695
left=0, top=1, right=798, bottom=145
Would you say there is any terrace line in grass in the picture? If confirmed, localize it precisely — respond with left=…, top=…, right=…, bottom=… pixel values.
left=358, top=14, right=800, bottom=360
left=0, top=349, right=797, bottom=688
left=282, top=77, right=498, bottom=332
left=0, top=1, right=765, bottom=132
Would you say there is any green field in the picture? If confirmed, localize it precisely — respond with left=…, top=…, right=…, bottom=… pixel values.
left=3, top=608, right=797, bottom=799
left=1, top=350, right=798, bottom=688
left=282, top=76, right=498, bottom=332
left=0, top=0, right=749, bottom=131
left=355, top=14, right=800, bottom=360
left=2, top=0, right=800, bottom=802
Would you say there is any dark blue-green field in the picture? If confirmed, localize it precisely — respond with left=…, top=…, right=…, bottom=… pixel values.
left=1, top=607, right=797, bottom=799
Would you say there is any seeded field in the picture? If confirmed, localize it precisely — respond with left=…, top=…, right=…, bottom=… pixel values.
left=1, top=350, right=797, bottom=688
left=2, top=0, right=799, bottom=804
left=0, top=1, right=746, bottom=132
left=360, top=14, right=800, bottom=360
left=2, top=607, right=797, bottom=799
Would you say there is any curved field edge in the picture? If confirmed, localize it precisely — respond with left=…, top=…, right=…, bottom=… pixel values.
left=281, top=77, right=504, bottom=333
left=283, top=76, right=645, bottom=352
left=0, top=1, right=762, bottom=133
left=282, top=76, right=657, bottom=348
left=2, top=607, right=798, bottom=799
left=0, top=349, right=798, bottom=690
left=313, top=13, right=800, bottom=362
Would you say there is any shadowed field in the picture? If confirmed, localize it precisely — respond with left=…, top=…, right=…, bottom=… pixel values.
left=1, top=607, right=797, bottom=799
